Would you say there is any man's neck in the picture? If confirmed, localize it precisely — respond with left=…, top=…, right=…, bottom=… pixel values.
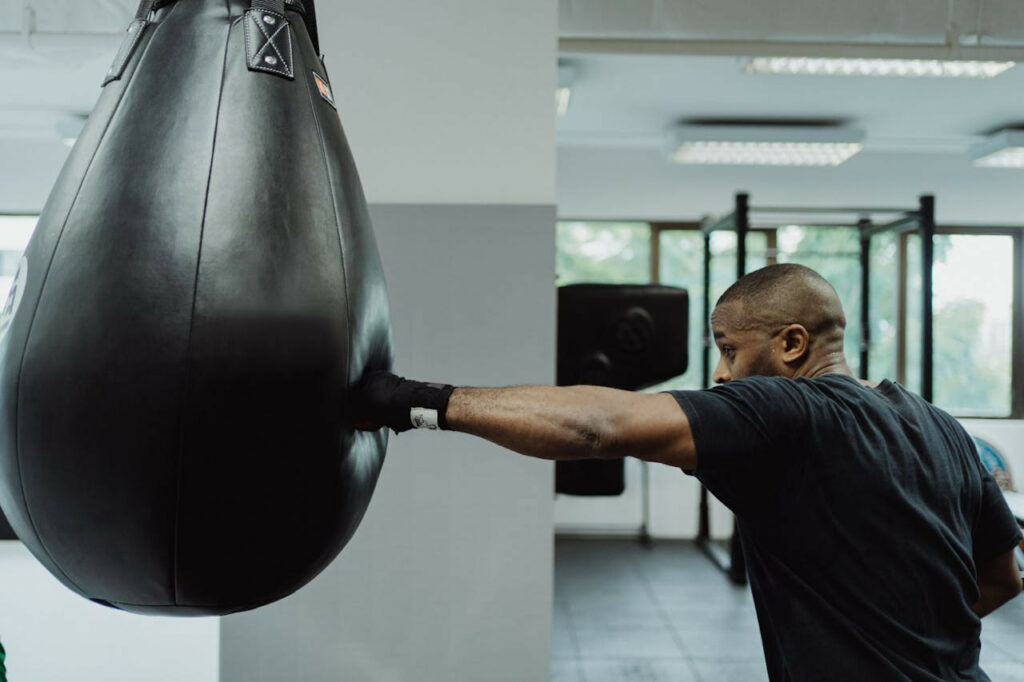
left=791, top=352, right=854, bottom=381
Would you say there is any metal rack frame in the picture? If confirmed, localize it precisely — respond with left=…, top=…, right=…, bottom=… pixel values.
left=696, top=192, right=936, bottom=584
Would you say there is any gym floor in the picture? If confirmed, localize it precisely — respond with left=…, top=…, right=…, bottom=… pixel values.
left=552, top=538, right=1024, bottom=682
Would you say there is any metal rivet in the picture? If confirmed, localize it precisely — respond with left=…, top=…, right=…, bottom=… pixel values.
left=264, top=55, right=278, bottom=66
left=262, top=14, right=276, bottom=25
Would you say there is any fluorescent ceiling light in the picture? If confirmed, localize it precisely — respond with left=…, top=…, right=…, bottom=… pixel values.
left=670, top=125, right=864, bottom=166
left=971, top=130, right=1024, bottom=168
left=743, top=57, right=1015, bottom=78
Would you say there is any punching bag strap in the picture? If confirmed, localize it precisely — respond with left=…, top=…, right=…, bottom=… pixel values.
left=245, top=0, right=296, bottom=80
left=133, top=0, right=157, bottom=21
left=251, top=0, right=287, bottom=13
left=302, top=0, right=321, bottom=57
left=103, top=0, right=164, bottom=86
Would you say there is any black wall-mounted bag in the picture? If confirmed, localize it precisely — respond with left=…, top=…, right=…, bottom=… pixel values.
left=0, top=0, right=393, bottom=616
left=555, top=285, right=688, bottom=496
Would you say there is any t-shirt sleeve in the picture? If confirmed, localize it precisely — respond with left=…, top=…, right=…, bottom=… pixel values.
left=973, top=469, right=1023, bottom=562
left=669, top=377, right=811, bottom=515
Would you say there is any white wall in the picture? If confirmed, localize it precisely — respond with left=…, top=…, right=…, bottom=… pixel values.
left=0, top=542, right=219, bottom=682
left=219, top=1, right=558, bottom=680
left=221, top=205, right=556, bottom=682
left=319, top=1, right=556, bottom=206
left=0, top=140, right=69, bottom=213
left=960, top=420, right=1024, bottom=485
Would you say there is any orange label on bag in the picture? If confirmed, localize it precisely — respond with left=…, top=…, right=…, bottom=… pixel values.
left=313, top=72, right=336, bottom=108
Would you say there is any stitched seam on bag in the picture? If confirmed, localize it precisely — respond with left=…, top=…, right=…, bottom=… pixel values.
left=171, top=0, right=233, bottom=608
left=12, top=0, right=180, bottom=598
left=302, top=41, right=354, bottom=417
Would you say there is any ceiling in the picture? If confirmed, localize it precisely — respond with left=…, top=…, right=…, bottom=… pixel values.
left=6, top=0, right=1024, bottom=149
left=555, top=1, right=1024, bottom=223
left=556, top=54, right=1024, bottom=154
left=559, top=0, right=1024, bottom=47
left=3, top=0, right=1024, bottom=219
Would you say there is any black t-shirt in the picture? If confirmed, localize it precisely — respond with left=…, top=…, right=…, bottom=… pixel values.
left=671, top=374, right=1023, bottom=682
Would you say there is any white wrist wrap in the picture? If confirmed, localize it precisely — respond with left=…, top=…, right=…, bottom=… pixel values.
left=410, top=407, right=440, bottom=430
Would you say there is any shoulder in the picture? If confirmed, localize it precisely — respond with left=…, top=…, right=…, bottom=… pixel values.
left=668, top=377, right=814, bottom=426
left=708, top=375, right=818, bottom=402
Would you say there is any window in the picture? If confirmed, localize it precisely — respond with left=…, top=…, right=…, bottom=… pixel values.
left=773, top=225, right=863, bottom=376
left=558, top=219, right=1024, bottom=418
left=868, top=232, right=900, bottom=384
left=932, top=234, right=1015, bottom=416
left=657, top=229, right=769, bottom=390
left=556, top=222, right=650, bottom=286
left=0, top=216, right=36, bottom=296
left=901, top=233, right=1014, bottom=417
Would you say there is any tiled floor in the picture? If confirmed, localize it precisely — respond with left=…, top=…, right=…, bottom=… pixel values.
left=553, top=538, right=1024, bottom=682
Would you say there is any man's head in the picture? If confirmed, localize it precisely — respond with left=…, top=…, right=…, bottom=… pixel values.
left=710, top=263, right=848, bottom=383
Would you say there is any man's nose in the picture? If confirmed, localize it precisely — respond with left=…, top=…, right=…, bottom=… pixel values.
left=713, top=357, right=731, bottom=384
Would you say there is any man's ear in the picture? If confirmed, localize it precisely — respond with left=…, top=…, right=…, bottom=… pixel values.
left=779, top=324, right=810, bottom=363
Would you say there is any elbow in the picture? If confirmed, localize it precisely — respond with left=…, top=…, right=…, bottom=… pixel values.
left=574, top=424, right=610, bottom=459
left=567, top=413, right=627, bottom=460
left=993, top=576, right=1023, bottom=608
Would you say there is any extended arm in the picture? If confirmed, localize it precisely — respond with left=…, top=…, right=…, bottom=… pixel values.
left=445, top=385, right=695, bottom=468
left=353, top=372, right=696, bottom=469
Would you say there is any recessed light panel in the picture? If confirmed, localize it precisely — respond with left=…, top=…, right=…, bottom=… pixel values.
left=670, top=125, right=864, bottom=166
left=744, top=57, right=1015, bottom=78
left=971, top=130, right=1024, bottom=168
left=672, top=141, right=862, bottom=166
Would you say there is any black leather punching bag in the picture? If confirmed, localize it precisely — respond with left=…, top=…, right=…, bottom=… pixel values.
left=0, top=0, right=392, bottom=616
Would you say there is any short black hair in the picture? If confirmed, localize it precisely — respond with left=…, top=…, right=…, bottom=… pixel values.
left=716, top=263, right=846, bottom=335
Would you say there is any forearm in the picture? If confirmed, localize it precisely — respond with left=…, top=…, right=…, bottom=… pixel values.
left=353, top=371, right=694, bottom=468
left=445, top=385, right=637, bottom=461
left=972, top=581, right=1022, bottom=618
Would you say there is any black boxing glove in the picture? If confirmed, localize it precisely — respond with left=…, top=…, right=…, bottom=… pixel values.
left=352, top=370, right=456, bottom=434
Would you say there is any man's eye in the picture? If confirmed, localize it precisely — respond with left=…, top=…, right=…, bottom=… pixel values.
left=722, top=347, right=735, bottom=358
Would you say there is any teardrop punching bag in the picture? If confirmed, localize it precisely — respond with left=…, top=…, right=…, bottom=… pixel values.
left=0, top=0, right=393, bottom=616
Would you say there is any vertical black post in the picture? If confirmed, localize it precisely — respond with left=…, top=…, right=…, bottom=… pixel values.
left=702, top=231, right=712, bottom=390
left=1012, top=233, right=1024, bottom=418
left=920, top=195, right=935, bottom=403
left=858, top=219, right=872, bottom=380
left=736, top=193, right=749, bottom=280
left=697, top=229, right=712, bottom=541
left=729, top=192, right=750, bottom=585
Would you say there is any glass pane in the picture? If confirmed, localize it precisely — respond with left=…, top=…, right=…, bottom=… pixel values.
left=709, top=231, right=769, bottom=306
left=774, top=225, right=862, bottom=376
left=867, top=232, right=899, bottom=382
left=932, top=235, right=1014, bottom=416
left=0, top=216, right=36, bottom=297
left=654, top=229, right=768, bottom=391
left=905, top=233, right=953, bottom=397
left=656, top=230, right=704, bottom=390
left=556, top=221, right=651, bottom=286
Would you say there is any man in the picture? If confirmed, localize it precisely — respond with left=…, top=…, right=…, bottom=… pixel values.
left=354, top=263, right=1022, bottom=681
